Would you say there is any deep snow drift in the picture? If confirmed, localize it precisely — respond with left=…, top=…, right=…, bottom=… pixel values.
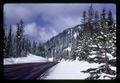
left=4, top=54, right=48, bottom=65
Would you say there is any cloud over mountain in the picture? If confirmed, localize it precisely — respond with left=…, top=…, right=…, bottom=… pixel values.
left=4, top=4, right=116, bottom=42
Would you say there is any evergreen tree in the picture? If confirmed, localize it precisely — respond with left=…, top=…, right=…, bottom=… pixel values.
left=4, top=33, right=7, bottom=58
left=71, top=6, right=116, bottom=66
left=100, top=8, right=106, bottom=27
left=71, top=5, right=95, bottom=60
left=21, top=37, right=27, bottom=56
left=32, top=41, right=37, bottom=55
left=12, top=36, right=17, bottom=57
left=90, top=8, right=116, bottom=68
left=16, top=20, right=25, bottom=57
left=107, top=10, right=113, bottom=26
left=82, top=10, right=87, bottom=25
left=94, top=11, right=99, bottom=29
left=107, top=10, right=114, bottom=33
left=88, top=4, right=94, bottom=22
left=36, top=42, right=44, bottom=56
left=16, top=23, right=20, bottom=57
left=28, top=40, right=32, bottom=53
left=6, top=25, right=13, bottom=57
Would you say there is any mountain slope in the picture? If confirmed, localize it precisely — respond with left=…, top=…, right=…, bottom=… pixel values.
left=43, top=25, right=82, bottom=60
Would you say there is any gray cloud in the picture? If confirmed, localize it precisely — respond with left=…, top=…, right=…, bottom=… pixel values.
left=4, top=4, right=116, bottom=42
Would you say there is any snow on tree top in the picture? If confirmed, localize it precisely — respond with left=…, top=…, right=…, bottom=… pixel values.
left=88, top=45, right=98, bottom=47
left=68, top=31, right=70, bottom=34
left=64, top=47, right=71, bottom=51
left=78, top=26, right=81, bottom=29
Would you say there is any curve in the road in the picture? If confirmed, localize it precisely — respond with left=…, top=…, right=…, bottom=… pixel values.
left=4, top=62, right=58, bottom=80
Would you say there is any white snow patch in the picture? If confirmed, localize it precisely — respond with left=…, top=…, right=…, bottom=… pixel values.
left=45, top=60, right=104, bottom=79
left=4, top=54, right=47, bottom=65
left=60, top=59, right=66, bottom=62
left=48, top=58, right=54, bottom=62
left=104, top=35, right=107, bottom=37
left=98, top=73, right=116, bottom=79
left=88, top=45, right=98, bottom=47
left=89, top=55, right=98, bottom=58
left=106, top=53, right=114, bottom=60
left=109, top=65, right=116, bottom=71
left=109, top=40, right=112, bottom=43
left=76, top=57, right=79, bottom=60
left=113, top=36, right=116, bottom=39
left=65, top=47, right=71, bottom=51
left=98, top=36, right=103, bottom=39
left=112, top=57, right=116, bottom=60
left=90, top=51, right=97, bottom=54
left=98, top=45, right=102, bottom=48
left=68, top=31, right=70, bottom=34
left=78, top=26, right=81, bottom=29
left=103, top=53, right=114, bottom=60
left=74, top=33, right=78, bottom=39
left=101, top=32, right=104, bottom=35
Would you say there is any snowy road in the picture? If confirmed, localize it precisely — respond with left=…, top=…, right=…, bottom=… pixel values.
left=4, top=62, right=58, bottom=80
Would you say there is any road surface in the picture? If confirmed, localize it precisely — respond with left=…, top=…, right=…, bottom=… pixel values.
left=4, top=62, right=58, bottom=80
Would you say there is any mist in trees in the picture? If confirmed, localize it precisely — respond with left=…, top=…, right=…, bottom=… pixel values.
left=4, top=20, right=45, bottom=58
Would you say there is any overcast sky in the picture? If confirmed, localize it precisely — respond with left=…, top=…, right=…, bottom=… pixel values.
left=4, top=4, right=116, bottom=43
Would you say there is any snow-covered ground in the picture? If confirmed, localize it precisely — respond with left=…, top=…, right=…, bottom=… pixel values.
left=4, top=54, right=116, bottom=79
left=4, top=54, right=48, bottom=65
left=44, top=60, right=106, bottom=79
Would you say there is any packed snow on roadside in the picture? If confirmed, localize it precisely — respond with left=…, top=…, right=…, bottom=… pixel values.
left=4, top=54, right=47, bottom=65
left=44, top=60, right=104, bottom=79
left=48, top=57, right=54, bottom=62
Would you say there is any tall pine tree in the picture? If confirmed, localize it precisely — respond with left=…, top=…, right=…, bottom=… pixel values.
left=6, top=25, right=13, bottom=57
left=16, top=20, right=25, bottom=57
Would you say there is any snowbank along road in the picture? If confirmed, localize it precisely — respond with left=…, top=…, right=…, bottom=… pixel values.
left=4, top=62, right=58, bottom=80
